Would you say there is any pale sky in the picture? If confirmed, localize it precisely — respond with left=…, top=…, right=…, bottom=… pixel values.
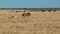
left=0, top=0, right=60, bottom=8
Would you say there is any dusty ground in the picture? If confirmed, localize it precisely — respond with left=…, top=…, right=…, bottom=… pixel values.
left=0, top=10, right=60, bottom=34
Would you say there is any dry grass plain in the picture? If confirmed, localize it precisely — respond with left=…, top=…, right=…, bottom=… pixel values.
left=0, top=10, right=60, bottom=34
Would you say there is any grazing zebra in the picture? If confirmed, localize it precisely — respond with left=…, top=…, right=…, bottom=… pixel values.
left=22, top=11, right=31, bottom=18
left=48, top=10, right=51, bottom=12
left=42, top=10, right=45, bottom=12
left=8, top=16, right=14, bottom=19
left=53, top=10, right=56, bottom=12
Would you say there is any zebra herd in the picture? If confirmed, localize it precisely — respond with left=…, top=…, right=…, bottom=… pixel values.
left=21, top=10, right=56, bottom=18
left=18, top=10, right=56, bottom=18
left=9, top=10, right=56, bottom=18
left=42, top=10, right=56, bottom=12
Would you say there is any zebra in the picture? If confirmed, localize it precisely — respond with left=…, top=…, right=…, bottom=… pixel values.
left=42, top=10, right=45, bottom=12
left=53, top=10, right=56, bottom=12
left=48, top=10, right=51, bottom=12
left=22, top=11, right=31, bottom=18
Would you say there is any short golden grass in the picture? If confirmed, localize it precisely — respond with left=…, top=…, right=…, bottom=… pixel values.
left=0, top=10, right=60, bottom=34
